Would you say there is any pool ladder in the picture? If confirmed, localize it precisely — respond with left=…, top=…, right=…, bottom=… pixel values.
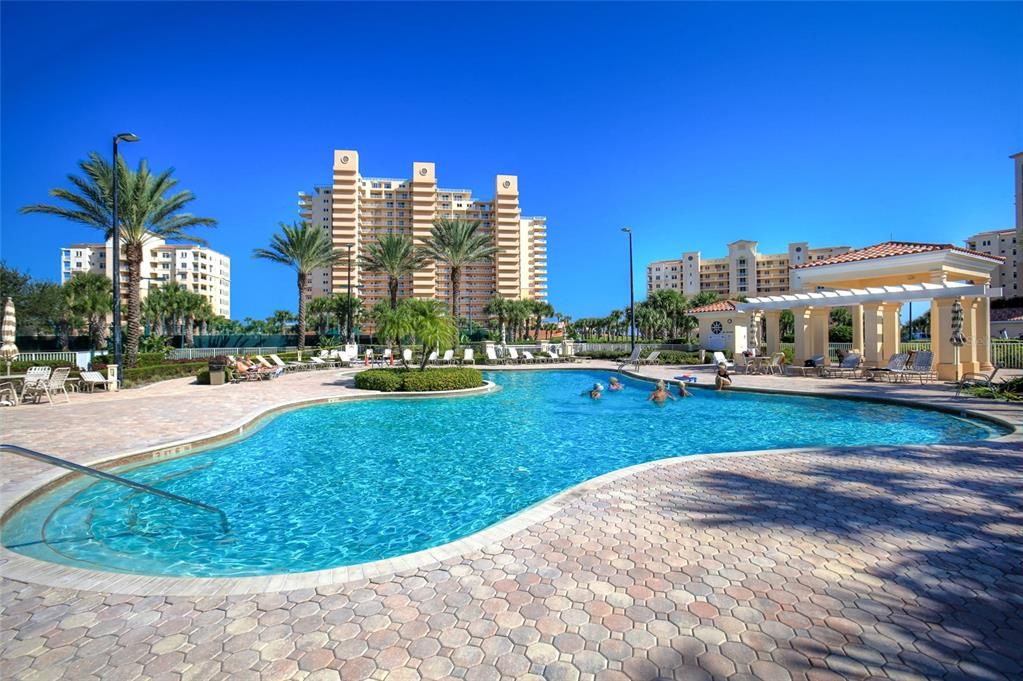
left=1, top=444, right=230, bottom=534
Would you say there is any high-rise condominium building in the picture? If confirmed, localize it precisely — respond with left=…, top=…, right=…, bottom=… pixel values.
left=61, top=236, right=231, bottom=318
left=647, top=240, right=852, bottom=297
left=298, top=150, right=548, bottom=321
left=962, top=152, right=1023, bottom=299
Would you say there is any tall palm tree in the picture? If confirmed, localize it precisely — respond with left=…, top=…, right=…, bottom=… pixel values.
left=307, top=296, right=332, bottom=335
left=254, top=222, right=341, bottom=354
left=21, top=151, right=215, bottom=367
left=530, top=301, right=555, bottom=341
left=269, top=310, right=294, bottom=334
left=63, top=272, right=112, bottom=360
left=483, top=295, right=511, bottom=343
left=359, top=234, right=428, bottom=309
left=421, top=218, right=499, bottom=317
left=327, top=293, right=362, bottom=337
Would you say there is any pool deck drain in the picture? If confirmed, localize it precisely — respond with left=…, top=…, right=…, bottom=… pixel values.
left=2, top=361, right=1021, bottom=680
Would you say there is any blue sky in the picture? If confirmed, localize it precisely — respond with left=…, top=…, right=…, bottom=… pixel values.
left=2, top=1, right=1021, bottom=321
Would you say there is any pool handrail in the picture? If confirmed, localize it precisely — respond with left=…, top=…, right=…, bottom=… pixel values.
left=1, top=443, right=230, bottom=534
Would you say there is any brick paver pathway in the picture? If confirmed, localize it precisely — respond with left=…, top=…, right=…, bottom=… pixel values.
left=2, top=363, right=1021, bottom=680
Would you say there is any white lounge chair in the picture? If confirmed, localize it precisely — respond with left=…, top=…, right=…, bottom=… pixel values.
left=80, top=370, right=113, bottom=392
left=426, top=350, right=439, bottom=365
left=637, top=350, right=661, bottom=367
left=22, top=367, right=71, bottom=405
left=402, top=348, right=413, bottom=365
left=617, top=347, right=642, bottom=371
left=891, top=351, right=935, bottom=384
left=269, top=353, right=304, bottom=371
left=461, top=348, right=475, bottom=365
left=823, top=353, right=863, bottom=379
left=485, top=346, right=506, bottom=364
left=254, top=355, right=275, bottom=368
left=955, top=365, right=1001, bottom=397
left=521, top=351, right=538, bottom=364
left=865, top=353, right=909, bottom=382
left=19, top=366, right=51, bottom=402
left=440, top=349, right=455, bottom=364
left=507, top=347, right=523, bottom=364
left=712, top=352, right=734, bottom=370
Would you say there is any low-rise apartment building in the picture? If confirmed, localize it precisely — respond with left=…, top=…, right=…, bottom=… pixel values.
left=647, top=240, right=851, bottom=297
left=61, top=237, right=231, bottom=318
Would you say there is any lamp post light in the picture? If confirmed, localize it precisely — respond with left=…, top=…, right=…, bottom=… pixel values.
left=345, top=244, right=354, bottom=344
left=622, top=227, right=636, bottom=352
left=111, top=132, right=139, bottom=383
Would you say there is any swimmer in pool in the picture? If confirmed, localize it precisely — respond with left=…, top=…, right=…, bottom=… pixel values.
left=608, top=377, right=624, bottom=391
left=677, top=382, right=691, bottom=398
left=588, top=382, right=604, bottom=399
left=648, top=380, right=676, bottom=403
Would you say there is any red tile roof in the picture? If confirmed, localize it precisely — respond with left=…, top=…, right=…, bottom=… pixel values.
left=791, top=241, right=1004, bottom=270
left=688, top=300, right=738, bottom=314
left=992, top=308, right=1023, bottom=322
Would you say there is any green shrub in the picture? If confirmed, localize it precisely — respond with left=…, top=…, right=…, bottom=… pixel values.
left=195, top=369, right=210, bottom=385
left=122, top=361, right=207, bottom=387
left=354, top=367, right=484, bottom=392
left=6, top=359, right=79, bottom=376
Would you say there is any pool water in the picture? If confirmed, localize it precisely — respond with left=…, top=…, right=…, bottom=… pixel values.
left=2, top=370, right=1001, bottom=577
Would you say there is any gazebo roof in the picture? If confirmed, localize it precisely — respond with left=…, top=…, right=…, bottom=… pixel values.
left=737, top=282, right=1003, bottom=311
left=791, top=241, right=1003, bottom=270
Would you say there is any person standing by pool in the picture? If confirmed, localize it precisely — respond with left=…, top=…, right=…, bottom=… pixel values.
left=715, top=362, right=732, bottom=391
left=648, top=380, right=676, bottom=403
left=608, top=376, right=624, bottom=391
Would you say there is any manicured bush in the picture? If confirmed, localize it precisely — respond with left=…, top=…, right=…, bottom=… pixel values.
left=655, top=351, right=704, bottom=365
left=122, top=361, right=207, bottom=387
left=6, top=359, right=80, bottom=376
left=354, top=367, right=484, bottom=392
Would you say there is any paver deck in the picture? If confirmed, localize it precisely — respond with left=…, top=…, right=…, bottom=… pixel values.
left=2, top=361, right=1021, bottom=680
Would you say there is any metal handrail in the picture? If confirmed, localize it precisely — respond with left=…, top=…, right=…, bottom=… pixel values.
left=1, top=444, right=229, bottom=534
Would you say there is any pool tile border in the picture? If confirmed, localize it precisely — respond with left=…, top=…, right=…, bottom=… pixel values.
left=1, top=365, right=1019, bottom=596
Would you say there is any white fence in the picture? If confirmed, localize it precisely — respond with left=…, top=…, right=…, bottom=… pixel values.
left=168, top=346, right=299, bottom=360
left=5, top=351, right=78, bottom=364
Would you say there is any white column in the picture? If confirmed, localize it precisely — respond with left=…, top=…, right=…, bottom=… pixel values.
left=765, top=310, right=781, bottom=355
left=862, top=303, right=885, bottom=368
left=881, top=303, right=902, bottom=364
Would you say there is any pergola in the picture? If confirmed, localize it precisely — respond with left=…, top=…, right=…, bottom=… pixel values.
left=693, top=241, right=1005, bottom=380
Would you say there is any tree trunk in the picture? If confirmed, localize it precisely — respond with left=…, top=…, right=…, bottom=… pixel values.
left=389, top=277, right=399, bottom=310
left=450, top=267, right=460, bottom=318
left=125, top=244, right=143, bottom=367
left=185, top=315, right=195, bottom=348
left=297, top=271, right=307, bottom=353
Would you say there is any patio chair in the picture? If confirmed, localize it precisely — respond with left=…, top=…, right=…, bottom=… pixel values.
left=485, top=346, right=507, bottom=364
left=80, top=370, right=114, bottom=392
left=764, top=352, right=786, bottom=375
left=439, top=349, right=455, bottom=364
left=955, top=365, right=1002, bottom=397
left=0, top=381, right=20, bottom=406
left=637, top=350, right=661, bottom=367
left=461, top=348, right=475, bottom=365
left=22, top=367, right=72, bottom=405
left=787, top=356, right=826, bottom=377
left=617, top=346, right=642, bottom=371
left=402, top=348, right=414, bottom=365
left=712, top=351, right=734, bottom=370
left=891, top=351, right=935, bottom=384
left=823, top=353, right=863, bottom=379
left=18, top=366, right=52, bottom=402
left=865, top=353, right=909, bottom=382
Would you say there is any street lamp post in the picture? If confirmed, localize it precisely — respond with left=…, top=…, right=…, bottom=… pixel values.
left=111, top=132, right=140, bottom=383
left=622, top=227, right=636, bottom=352
left=345, top=244, right=353, bottom=344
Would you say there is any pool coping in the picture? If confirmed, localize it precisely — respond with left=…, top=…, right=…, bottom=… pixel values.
left=1, top=368, right=1019, bottom=596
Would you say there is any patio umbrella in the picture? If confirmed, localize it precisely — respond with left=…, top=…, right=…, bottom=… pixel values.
left=748, top=313, right=761, bottom=354
left=1, top=297, right=19, bottom=375
left=950, top=298, right=966, bottom=381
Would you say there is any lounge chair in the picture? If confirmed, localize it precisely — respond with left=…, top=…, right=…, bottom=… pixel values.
left=617, top=347, right=642, bottom=371
left=22, top=367, right=72, bottom=405
left=80, top=370, right=114, bottom=392
left=426, top=350, right=439, bottom=365
left=787, top=356, right=825, bottom=377
left=19, top=366, right=52, bottom=402
left=0, top=381, right=18, bottom=406
left=955, top=365, right=1002, bottom=397
left=440, top=350, right=455, bottom=365
left=637, top=350, right=661, bottom=367
left=402, top=348, right=413, bottom=365
left=381, top=348, right=394, bottom=366
left=254, top=355, right=275, bottom=369
left=485, top=346, right=507, bottom=364
left=269, top=353, right=304, bottom=372
left=461, top=348, right=475, bottom=365
left=507, top=347, right=524, bottom=364
left=712, top=351, right=734, bottom=370
left=891, top=351, right=935, bottom=384
left=823, top=353, right=863, bottom=379
left=521, top=351, right=539, bottom=364
left=865, top=353, right=909, bottom=382
left=307, top=356, right=336, bottom=369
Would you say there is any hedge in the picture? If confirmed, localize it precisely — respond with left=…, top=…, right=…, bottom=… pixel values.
left=354, top=367, right=484, bottom=392
left=122, top=361, right=208, bottom=387
left=5, top=359, right=79, bottom=375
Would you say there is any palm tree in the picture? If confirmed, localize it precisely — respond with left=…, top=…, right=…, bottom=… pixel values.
left=421, top=218, right=499, bottom=317
left=483, top=295, right=511, bottom=343
left=359, top=234, right=427, bottom=309
left=327, top=293, right=362, bottom=337
left=254, top=221, right=341, bottom=354
left=21, top=151, right=215, bottom=366
left=307, top=296, right=333, bottom=335
left=530, top=301, right=555, bottom=341
left=63, top=272, right=112, bottom=360
left=269, top=309, right=293, bottom=334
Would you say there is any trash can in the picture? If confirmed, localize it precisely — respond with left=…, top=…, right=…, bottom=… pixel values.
left=208, top=356, right=228, bottom=386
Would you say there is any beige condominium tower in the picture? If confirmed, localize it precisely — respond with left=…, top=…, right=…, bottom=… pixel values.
left=299, top=150, right=548, bottom=323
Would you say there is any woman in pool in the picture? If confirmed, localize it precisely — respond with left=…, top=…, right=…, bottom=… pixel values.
left=648, top=380, right=676, bottom=403
left=608, top=376, right=624, bottom=391
left=677, top=381, right=691, bottom=398
left=715, top=362, right=732, bottom=391
left=587, top=382, right=604, bottom=399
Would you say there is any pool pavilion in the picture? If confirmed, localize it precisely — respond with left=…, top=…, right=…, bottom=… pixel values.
left=693, top=241, right=1005, bottom=380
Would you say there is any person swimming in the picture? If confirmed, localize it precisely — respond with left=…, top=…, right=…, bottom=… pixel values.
left=648, top=380, right=676, bottom=403
left=608, top=377, right=624, bottom=391
left=677, top=381, right=691, bottom=398
left=587, top=382, right=604, bottom=399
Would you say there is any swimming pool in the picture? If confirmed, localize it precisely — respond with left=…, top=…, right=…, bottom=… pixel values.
left=2, top=370, right=1003, bottom=577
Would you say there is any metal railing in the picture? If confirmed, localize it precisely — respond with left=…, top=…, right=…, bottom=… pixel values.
left=1, top=444, right=229, bottom=534
left=168, top=346, right=298, bottom=360
left=6, top=351, right=77, bottom=364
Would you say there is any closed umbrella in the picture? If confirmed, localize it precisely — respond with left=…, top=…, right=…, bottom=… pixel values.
left=950, top=299, right=966, bottom=381
left=1, top=297, right=19, bottom=375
